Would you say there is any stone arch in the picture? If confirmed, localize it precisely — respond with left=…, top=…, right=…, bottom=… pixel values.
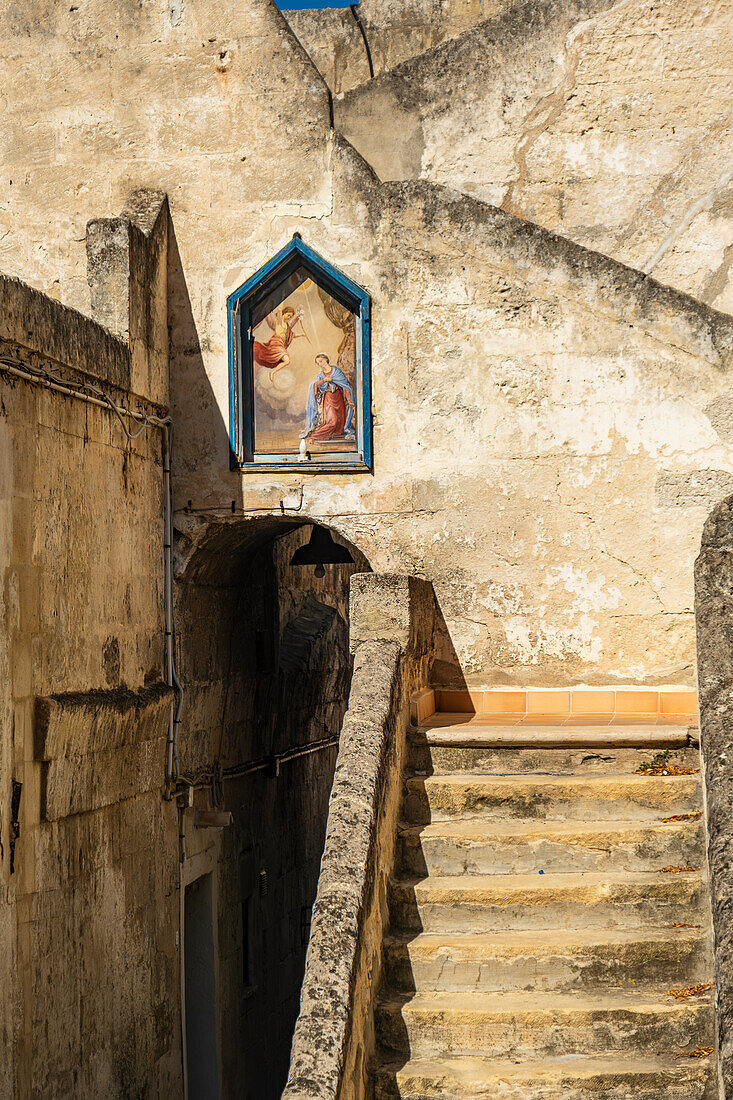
left=176, top=512, right=370, bottom=587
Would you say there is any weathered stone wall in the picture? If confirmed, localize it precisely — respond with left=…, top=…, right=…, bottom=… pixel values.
left=0, top=271, right=177, bottom=1095
left=1, top=260, right=373, bottom=1098
left=1, top=0, right=732, bottom=1094
left=284, top=0, right=514, bottom=93
left=695, top=497, right=733, bottom=1096
left=182, top=151, right=733, bottom=690
left=2, top=0, right=730, bottom=689
left=167, top=134, right=733, bottom=693
left=283, top=573, right=435, bottom=1100
left=336, top=0, right=733, bottom=312
left=175, top=520, right=369, bottom=1098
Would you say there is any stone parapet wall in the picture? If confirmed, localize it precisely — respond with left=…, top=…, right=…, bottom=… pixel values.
left=0, top=273, right=131, bottom=394
left=283, top=574, right=435, bottom=1100
left=695, top=497, right=733, bottom=1096
left=0, top=187, right=168, bottom=408
left=0, top=260, right=174, bottom=1095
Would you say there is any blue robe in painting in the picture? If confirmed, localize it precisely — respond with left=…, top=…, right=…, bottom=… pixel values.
left=302, top=365, right=356, bottom=439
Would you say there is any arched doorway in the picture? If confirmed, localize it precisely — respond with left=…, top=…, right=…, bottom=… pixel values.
left=174, top=517, right=369, bottom=1100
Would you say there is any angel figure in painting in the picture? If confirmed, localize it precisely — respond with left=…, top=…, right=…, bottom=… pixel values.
left=301, top=353, right=356, bottom=442
left=253, top=304, right=306, bottom=375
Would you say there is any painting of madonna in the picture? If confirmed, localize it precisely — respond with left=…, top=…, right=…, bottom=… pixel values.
left=301, top=354, right=356, bottom=443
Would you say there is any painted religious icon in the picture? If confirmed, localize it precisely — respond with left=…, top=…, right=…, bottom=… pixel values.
left=302, top=354, right=356, bottom=442
left=228, top=236, right=372, bottom=471
left=251, top=273, right=359, bottom=457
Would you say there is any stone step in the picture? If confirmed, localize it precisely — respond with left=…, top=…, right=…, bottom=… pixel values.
left=403, top=772, right=700, bottom=824
left=384, top=928, right=711, bottom=994
left=408, top=738, right=699, bottom=777
left=397, top=817, right=704, bottom=876
left=389, top=871, right=706, bottom=933
left=413, top=722, right=695, bottom=748
left=373, top=1053, right=716, bottom=1100
left=375, top=989, right=714, bottom=1061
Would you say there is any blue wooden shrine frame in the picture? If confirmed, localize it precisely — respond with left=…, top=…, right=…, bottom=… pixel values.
left=227, top=236, right=372, bottom=473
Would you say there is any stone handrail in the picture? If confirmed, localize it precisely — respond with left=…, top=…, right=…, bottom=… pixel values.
left=282, top=573, right=435, bottom=1100
left=695, top=496, right=733, bottom=1097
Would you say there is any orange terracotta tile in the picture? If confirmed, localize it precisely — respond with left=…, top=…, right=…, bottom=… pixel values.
left=613, top=715, right=663, bottom=725
left=660, top=690, right=698, bottom=716
left=467, top=715, right=523, bottom=726
left=615, top=690, right=659, bottom=715
left=411, top=689, right=436, bottom=724
left=566, top=716, right=614, bottom=726
left=480, top=691, right=527, bottom=717
left=436, top=689, right=482, bottom=714
left=526, top=691, right=571, bottom=717
left=571, top=690, right=615, bottom=717
left=425, top=713, right=476, bottom=727
left=518, top=715, right=569, bottom=725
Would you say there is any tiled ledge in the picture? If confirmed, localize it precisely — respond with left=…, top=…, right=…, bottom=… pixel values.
left=411, top=687, right=698, bottom=726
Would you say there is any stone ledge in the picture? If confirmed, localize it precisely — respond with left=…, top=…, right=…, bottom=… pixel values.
left=338, top=0, right=617, bottom=101
left=283, top=638, right=402, bottom=1100
left=380, top=180, right=733, bottom=371
left=332, top=135, right=733, bottom=374
left=34, top=683, right=173, bottom=820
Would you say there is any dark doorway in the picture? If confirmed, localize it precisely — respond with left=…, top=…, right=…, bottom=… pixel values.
left=177, top=519, right=370, bottom=1097
left=185, top=873, right=220, bottom=1100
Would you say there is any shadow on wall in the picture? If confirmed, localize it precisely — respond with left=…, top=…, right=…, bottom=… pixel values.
left=168, top=218, right=235, bottom=499
left=431, top=601, right=471, bottom=697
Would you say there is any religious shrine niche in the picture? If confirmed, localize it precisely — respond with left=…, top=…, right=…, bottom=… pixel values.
left=228, top=236, right=372, bottom=472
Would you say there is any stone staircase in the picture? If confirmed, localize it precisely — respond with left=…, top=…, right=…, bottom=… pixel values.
left=373, top=706, right=716, bottom=1098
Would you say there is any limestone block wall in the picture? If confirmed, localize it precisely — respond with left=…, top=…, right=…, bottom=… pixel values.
left=336, top=0, right=733, bottom=312
left=0, top=0, right=333, bottom=316
left=0, top=275, right=176, bottom=1095
left=177, top=145, right=733, bottom=690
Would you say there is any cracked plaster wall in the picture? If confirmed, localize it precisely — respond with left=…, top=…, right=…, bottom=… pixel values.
left=2, top=0, right=733, bottom=687
left=336, top=0, right=733, bottom=313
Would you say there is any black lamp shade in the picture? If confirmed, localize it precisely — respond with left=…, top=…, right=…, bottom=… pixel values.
left=290, top=526, right=354, bottom=567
